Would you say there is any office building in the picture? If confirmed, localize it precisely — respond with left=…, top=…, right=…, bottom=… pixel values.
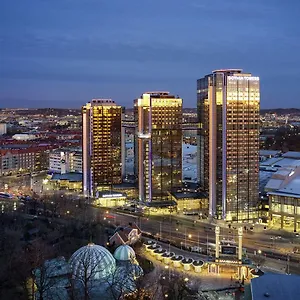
left=82, top=99, right=122, bottom=197
left=134, top=92, right=182, bottom=203
left=49, top=148, right=82, bottom=174
left=197, top=69, right=260, bottom=221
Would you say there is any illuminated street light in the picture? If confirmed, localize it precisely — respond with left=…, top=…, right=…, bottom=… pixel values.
left=165, top=294, right=168, bottom=298
left=184, top=277, right=189, bottom=282
left=258, top=249, right=262, bottom=254
left=188, top=234, right=192, bottom=239
left=165, top=265, right=169, bottom=269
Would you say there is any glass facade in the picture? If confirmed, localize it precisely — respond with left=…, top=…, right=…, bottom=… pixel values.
left=134, top=92, right=182, bottom=202
left=82, top=99, right=122, bottom=197
left=197, top=70, right=260, bottom=221
left=269, top=193, right=300, bottom=231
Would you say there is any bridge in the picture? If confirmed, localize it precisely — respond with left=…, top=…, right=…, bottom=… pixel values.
left=122, top=121, right=198, bottom=131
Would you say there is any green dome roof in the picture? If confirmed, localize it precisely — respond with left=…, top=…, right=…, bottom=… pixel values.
left=114, top=245, right=136, bottom=261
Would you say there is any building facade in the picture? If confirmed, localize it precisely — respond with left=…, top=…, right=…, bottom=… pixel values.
left=82, top=99, right=122, bottom=197
left=49, top=148, right=82, bottom=174
left=0, top=123, right=7, bottom=135
left=197, top=69, right=260, bottom=221
left=134, top=92, right=182, bottom=203
left=0, top=145, right=51, bottom=176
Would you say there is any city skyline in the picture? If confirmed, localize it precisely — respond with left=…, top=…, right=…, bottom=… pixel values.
left=1, top=0, right=300, bottom=108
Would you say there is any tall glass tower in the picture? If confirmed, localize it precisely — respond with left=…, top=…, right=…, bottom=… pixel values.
left=134, top=92, right=182, bottom=203
left=197, top=70, right=260, bottom=221
left=82, top=99, right=122, bottom=197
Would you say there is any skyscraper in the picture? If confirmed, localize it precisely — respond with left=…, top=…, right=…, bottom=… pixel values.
left=82, top=99, right=122, bottom=197
left=134, top=92, right=182, bottom=203
left=197, top=69, right=260, bottom=221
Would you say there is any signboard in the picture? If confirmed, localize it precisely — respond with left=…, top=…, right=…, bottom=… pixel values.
left=221, top=245, right=237, bottom=255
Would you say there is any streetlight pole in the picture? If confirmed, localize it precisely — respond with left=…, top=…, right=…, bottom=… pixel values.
left=160, top=222, right=162, bottom=239
left=185, top=228, right=187, bottom=249
left=206, top=233, right=209, bottom=258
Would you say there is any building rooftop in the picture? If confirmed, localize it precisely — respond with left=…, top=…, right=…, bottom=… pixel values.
left=265, top=178, right=284, bottom=191
left=251, top=274, right=300, bottom=300
left=51, top=172, right=82, bottom=182
left=259, top=150, right=281, bottom=157
left=282, top=151, right=300, bottom=159
left=278, top=175, right=300, bottom=195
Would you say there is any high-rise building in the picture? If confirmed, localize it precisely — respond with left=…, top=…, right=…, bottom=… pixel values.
left=197, top=69, right=260, bottom=221
left=82, top=99, right=122, bottom=197
left=134, top=92, right=182, bottom=203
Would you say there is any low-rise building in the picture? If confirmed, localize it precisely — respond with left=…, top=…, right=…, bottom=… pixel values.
left=250, top=274, right=300, bottom=300
left=12, top=133, right=38, bottom=141
left=50, top=172, right=82, bottom=190
left=268, top=166, right=300, bottom=231
left=109, top=223, right=142, bottom=247
left=170, top=191, right=208, bottom=215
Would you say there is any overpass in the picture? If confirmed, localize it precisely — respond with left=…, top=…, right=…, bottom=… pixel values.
left=122, top=121, right=198, bottom=131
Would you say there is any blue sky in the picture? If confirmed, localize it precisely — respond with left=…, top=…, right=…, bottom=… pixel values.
left=1, top=0, right=300, bottom=108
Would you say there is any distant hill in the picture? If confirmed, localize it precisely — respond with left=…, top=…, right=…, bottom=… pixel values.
left=0, top=108, right=81, bottom=116
left=260, top=108, right=300, bottom=115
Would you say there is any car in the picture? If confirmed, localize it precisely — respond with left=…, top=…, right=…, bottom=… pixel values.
left=191, top=246, right=202, bottom=253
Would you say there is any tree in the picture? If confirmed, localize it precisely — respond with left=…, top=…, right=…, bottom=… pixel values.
left=159, top=271, right=196, bottom=300
left=27, top=240, right=57, bottom=300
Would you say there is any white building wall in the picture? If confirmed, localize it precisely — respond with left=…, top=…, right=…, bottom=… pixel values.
left=0, top=124, right=7, bottom=135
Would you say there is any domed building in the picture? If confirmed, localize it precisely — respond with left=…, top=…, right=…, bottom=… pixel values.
left=114, top=245, right=136, bottom=263
left=69, top=243, right=116, bottom=281
left=113, top=245, right=143, bottom=281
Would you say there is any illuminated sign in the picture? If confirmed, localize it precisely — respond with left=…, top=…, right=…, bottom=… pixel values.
left=218, top=259, right=240, bottom=264
left=138, top=133, right=151, bottom=139
left=228, top=76, right=259, bottom=81
left=101, top=193, right=123, bottom=198
left=221, top=245, right=237, bottom=255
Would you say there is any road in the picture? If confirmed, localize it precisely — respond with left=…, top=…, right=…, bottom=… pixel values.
left=87, top=207, right=300, bottom=270
left=0, top=172, right=46, bottom=196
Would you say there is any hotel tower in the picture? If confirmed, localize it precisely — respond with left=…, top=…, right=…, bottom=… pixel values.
left=82, top=99, right=122, bottom=197
left=197, top=69, right=260, bottom=221
left=134, top=92, right=182, bottom=203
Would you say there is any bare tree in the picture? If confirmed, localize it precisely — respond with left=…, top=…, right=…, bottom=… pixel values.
left=69, top=246, right=114, bottom=300
left=28, top=240, right=57, bottom=300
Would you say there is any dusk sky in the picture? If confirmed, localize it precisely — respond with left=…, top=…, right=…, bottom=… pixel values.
left=1, top=0, right=300, bottom=108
